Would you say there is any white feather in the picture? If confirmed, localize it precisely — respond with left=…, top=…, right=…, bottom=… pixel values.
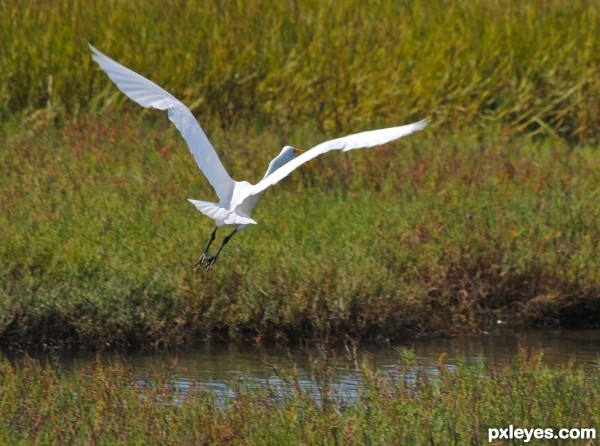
left=247, top=120, right=429, bottom=198
left=89, top=44, right=235, bottom=202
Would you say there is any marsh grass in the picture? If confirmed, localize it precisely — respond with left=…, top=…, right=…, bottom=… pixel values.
left=1, top=0, right=598, bottom=142
left=0, top=350, right=598, bottom=445
left=1, top=114, right=598, bottom=349
left=1, top=0, right=599, bottom=349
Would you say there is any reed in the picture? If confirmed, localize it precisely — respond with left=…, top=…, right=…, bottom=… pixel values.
left=1, top=0, right=598, bottom=142
left=0, top=351, right=598, bottom=445
left=1, top=0, right=599, bottom=349
left=1, top=115, right=598, bottom=349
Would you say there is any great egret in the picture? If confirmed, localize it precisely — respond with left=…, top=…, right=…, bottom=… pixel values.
left=89, top=45, right=428, bottom=271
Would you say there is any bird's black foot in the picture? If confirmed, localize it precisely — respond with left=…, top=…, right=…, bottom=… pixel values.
left=204, top=256, right=218, bottom=271
left=194, top=253, right=218, bottom=272
left=194, top=252, right=210, bottom=271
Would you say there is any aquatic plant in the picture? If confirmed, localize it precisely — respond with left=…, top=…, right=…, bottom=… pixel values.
left=0, top=351, right=598, bottom=445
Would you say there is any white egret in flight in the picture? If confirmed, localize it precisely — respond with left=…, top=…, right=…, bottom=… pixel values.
left=89, top=45, right=428, bottom=271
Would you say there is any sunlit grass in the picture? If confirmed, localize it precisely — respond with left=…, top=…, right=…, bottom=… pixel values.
left=1, top=115, right=598, bottom=348
left=1, top=0, right=599, bottom=349
left=0, top=351, right=598, bottom=444
left=1, top=0, right=598, bottom=142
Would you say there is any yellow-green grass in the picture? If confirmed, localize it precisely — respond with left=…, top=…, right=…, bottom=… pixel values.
left=1, top=0, right=598, bottom=142
left=2, top=0, right=599, bottom=349
left=0, top=351, right=598, bottom=445
left=1, top=115, right=598, bottom=349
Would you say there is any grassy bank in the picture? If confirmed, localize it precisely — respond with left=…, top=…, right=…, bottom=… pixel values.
left=1, top=116, right=598, bottom=349
left=0, top=351, right=598, bottom=444
left=1, top=0, right=599, bottom=350
left=1, top=0, right=598, bottom=141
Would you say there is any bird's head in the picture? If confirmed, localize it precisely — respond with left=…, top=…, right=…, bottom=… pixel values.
left=280, top=145, right=304, bottom=160
left=263, top=146, right=305, bottom=179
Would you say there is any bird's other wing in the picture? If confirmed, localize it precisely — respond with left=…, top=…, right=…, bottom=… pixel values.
left=248, top=119, right=429, bottom=197
left=89, top=44, right=235, bottom=202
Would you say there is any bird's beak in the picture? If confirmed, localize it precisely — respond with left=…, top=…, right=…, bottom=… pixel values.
left=294, top=148, right=311, bottom=168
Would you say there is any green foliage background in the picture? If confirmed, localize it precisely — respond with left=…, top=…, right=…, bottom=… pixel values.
left=2, top=0, right=598, bottom=140
left=1, top=0, right=599, bottom=349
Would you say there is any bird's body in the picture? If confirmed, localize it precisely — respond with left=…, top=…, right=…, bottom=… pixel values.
left=189, top=181, right=258, bottom=227
left=89, top=45, right=428, bottom=270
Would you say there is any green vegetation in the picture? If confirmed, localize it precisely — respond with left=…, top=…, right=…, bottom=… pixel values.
left=1, top=0, right=598, bottom=141
left=2, top=116, right=598, bottom=349
left=1, top=0, right=599, bottom=349
left=2, top=1, right=598, bottom=443
left=0, top=351, right=598, bottom=445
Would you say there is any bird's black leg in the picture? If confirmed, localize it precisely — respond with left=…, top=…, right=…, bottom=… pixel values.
left=205, top=228, right=238, bottom=271
left=194, top=227, right=218, bottom=271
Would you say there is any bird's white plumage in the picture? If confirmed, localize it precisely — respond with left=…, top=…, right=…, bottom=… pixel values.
left=188, top=199, right=257, bottom=225
left=247, top=120, right=429, bottom=197
left=89, top=44, right=428, bottom=268
left=89, top=44, right=235, bottom=202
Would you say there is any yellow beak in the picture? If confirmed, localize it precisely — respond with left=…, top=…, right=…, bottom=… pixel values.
left=293, top=148, right=310, bottom=168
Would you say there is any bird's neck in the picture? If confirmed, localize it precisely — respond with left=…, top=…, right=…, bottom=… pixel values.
left=262, top=158, right=283, bottom=179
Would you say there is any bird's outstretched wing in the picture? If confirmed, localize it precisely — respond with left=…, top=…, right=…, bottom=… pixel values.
left=89, top=44, right=235, bottom=202
left=248, top=119, right=429, bottom=197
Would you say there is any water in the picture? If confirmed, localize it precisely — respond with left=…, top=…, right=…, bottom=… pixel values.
left=63, top=329, right=600, bottom=403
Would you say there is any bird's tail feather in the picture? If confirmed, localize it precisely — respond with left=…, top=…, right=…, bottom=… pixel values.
left=188, top=199, right=257, bottom=225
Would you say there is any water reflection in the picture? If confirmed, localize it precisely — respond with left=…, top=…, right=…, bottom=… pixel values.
left=67, top=330, right=600, bottom=402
